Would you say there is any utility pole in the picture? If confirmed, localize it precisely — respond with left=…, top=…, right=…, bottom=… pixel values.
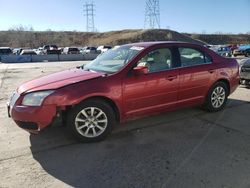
left=144, top=0, right=161, bottom=29
left=84, top=2, right=96, bottom=32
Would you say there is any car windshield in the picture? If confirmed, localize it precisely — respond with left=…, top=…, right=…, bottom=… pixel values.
left=84, top=46, right=144, bottom=73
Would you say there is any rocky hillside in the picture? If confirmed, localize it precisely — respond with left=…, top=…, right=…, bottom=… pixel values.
left=0, top=29, right=205, bottom=48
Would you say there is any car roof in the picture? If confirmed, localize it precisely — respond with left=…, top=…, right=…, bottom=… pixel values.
left=21, top=49, right=35, bottom=52
left=122, top=41, right=200, bottom=48
left=0, top=47, right=11, bottom=49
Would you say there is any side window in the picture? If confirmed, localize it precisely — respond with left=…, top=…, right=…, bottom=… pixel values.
left=136, top=48, right=172, bottom=73
left=179, top=47, right=211, bottom=67
left=205, top=53, right=212, bottom=63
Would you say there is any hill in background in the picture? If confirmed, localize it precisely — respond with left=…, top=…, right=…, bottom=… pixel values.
left=0, top=29, right=204, bottom=48
left=186, top=33, right=250, bottom=45
left=0, top=29, right=249, bottom=48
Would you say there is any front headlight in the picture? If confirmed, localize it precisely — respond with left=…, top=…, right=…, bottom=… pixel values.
left=22, top=90, right=54, bottom=106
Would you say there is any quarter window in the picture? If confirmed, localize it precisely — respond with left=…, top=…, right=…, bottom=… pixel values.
left=137, top=48, right=172, bottom=73
left=179, top=47, right=211, bottom=67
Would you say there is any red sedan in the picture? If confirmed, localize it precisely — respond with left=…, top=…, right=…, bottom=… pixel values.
left=8, top=42, right=239, bottom=142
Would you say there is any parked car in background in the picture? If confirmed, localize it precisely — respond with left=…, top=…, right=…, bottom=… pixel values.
left=216, top=46, right=232, bottom=57
left=81, top=46, right=98, bottom=54
left=63, top=47, right=80, bottom=54
left=233, top=45, right=250, bottom=57
left=228, top=44, right=238, bottom=52
left=0, top=47, right=12, bottom=55
left=42, top=45, right=61, bottom=54
left=112, top=45, right=121, bottom=50
left=20, top=50, right=37, bottom=55
left=13, top=48, right=23, bottom=55
left=97, top=45, right=112, bottom=53
left=233, top=48, right=245, bottom=57
left=35, top=47, right=44, bottom=55
left=244, top=48, right=250, bottom=57
left=240, top=59, right=250, bottom=85
left=8, top=42, right=239, bottom=142
left=204, top=44, right=212, bottom=49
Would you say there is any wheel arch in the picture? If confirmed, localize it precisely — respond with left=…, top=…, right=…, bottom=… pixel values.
left=214, top=78, right=230, bottom=96
left=204, top=78, right=230, bottom=103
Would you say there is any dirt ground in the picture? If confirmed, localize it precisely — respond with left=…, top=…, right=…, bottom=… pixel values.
left=0, top=60, right=250, bottom=188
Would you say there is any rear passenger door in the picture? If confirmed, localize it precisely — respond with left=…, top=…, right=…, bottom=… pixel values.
left=177, top=47, right=214, bottom=106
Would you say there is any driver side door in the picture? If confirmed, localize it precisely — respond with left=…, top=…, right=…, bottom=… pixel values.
left=122, top=47, right=179, bottom=118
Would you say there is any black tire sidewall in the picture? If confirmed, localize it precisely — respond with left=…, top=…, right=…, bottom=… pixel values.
left=67, top=99, right=115, bottom=142
left=205, top=82, right=229, bottom=112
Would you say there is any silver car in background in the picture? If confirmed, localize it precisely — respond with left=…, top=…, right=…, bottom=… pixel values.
left=240, top=59, right=250, bottom=85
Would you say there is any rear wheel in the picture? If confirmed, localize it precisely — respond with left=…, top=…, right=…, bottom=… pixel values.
left=204, top=82, right=229, bottom=112
left=67, top=99, right=115, bottom=142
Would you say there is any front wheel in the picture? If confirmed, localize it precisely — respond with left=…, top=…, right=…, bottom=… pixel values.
left=67, top=99, right=115, bottom=142
left=204, top=82, right=229, bottom=112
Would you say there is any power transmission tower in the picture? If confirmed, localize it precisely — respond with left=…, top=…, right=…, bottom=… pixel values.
left=83, top=2, right=96, bottom=32
left=144, top=0, right=161, bottom=29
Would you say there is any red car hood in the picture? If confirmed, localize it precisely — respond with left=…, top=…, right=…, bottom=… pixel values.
left=17, top=68, right=104, bottom=94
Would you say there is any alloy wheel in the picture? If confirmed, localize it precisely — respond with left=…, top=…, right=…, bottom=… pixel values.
left=211, top=86, right=226, bottom=108
left=75, top=107, right=108, bottom=138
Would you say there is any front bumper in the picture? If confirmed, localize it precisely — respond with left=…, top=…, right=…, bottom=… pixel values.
left=8, top=102, right=57, bottom=132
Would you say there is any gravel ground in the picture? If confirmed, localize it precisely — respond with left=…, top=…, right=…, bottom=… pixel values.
left=0, top=60, right=250, bottom=188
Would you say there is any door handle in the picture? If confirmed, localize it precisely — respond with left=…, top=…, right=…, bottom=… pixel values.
left=166, top=75, right=177, bottom=81
left=208, top=69, right=215, bottom=74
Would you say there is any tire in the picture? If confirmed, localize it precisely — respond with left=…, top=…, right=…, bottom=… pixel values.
left=67, top=99, right=116, bottom=142
left=204, top=82, right=229, bottom=112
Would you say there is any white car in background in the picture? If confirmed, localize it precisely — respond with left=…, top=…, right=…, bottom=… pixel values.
left=81, top=46, right=98, bottom=54
left=35, top=47, right=44, bottom=55
left=97, top=45, right=112, bottom=53
left=20, top=49, right=37, bottom=55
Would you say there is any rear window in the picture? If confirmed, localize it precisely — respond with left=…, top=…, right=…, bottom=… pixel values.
left=179, top=47, right=212, bottom=67
left=69, top=48, right=79, bottom=51
left=104, top=46, right=112, bottom=49
left=0, top=48, right=12, bottom=54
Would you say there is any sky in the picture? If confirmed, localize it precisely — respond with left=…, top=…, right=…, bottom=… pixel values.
left=0, top=0, right=249, bottom=34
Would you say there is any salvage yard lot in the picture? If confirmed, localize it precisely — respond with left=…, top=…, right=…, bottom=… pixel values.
left=0, top=60, right=250, bottom=188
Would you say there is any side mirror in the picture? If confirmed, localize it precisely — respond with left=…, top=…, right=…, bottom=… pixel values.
left=133, top=66, right=149, bottom=76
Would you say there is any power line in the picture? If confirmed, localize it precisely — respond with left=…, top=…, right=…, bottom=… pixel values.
left=83, top=2, right=96, bottom=32
left=144, top=0, right=161, bottom=29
